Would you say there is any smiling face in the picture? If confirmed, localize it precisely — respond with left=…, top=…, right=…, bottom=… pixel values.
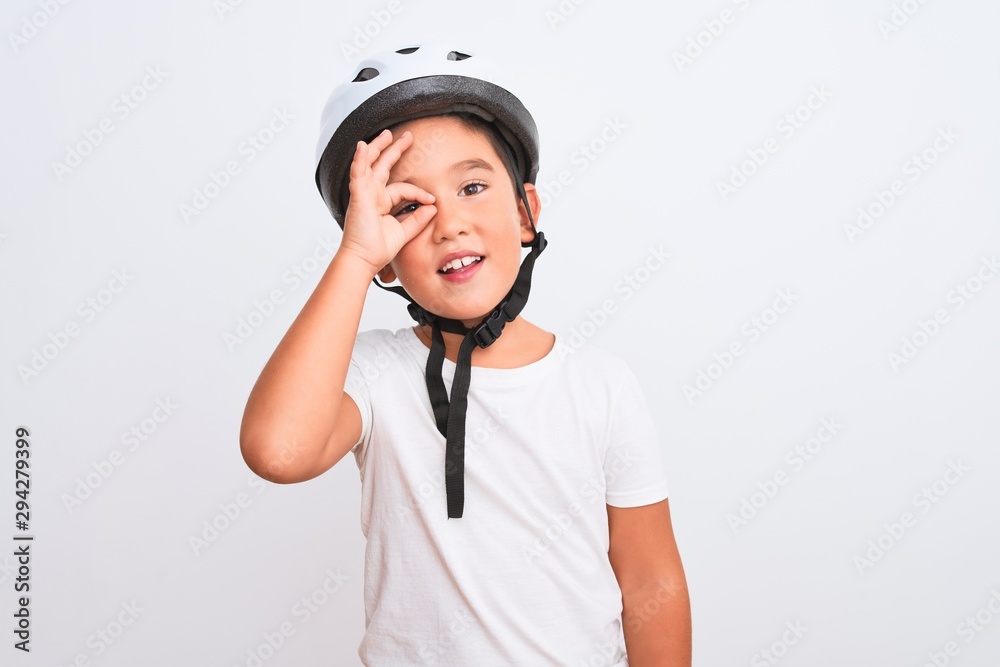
left=378, top=114, right=541, bottom=326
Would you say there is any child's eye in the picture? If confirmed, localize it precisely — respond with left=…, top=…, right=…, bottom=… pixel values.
left=460, top=181, right=486, bottom=196
left=393, top=202, right=420, bottom=217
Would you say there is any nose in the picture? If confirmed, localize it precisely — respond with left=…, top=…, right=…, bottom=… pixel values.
left=429, top=197, right=469, bottom=243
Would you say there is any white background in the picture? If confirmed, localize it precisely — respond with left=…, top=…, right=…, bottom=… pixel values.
left=3, top=1, right=999, bottom=665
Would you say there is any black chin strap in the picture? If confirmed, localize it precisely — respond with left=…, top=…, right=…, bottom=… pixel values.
left=370, top=174, right=546, bottom=519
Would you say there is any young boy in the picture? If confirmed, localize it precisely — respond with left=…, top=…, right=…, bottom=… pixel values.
left=240, top=43, right=691, bottom=666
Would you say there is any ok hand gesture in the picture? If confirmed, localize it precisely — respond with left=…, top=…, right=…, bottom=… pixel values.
left=338, top=129, right=437, bottom=277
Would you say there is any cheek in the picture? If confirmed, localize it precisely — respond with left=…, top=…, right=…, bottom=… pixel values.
left=488, top=243, right=521, bottom=283
left=394, top=241, right=423, bottom=270
left=395, top=247, right=441, bottom=292
left=499, top=221, right=524, bottom=263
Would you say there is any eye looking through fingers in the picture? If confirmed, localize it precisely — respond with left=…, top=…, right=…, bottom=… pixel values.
left=392, top=202, right=420, bottom=218
left=385, top=181, right=436, bottom=220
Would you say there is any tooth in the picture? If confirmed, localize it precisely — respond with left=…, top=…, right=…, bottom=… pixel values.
left=461, top=256, right=475, bottom=267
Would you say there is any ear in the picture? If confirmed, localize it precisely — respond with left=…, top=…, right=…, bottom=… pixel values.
left=517, top=183, right=542, bottom=244
left=377, top=264, right=397, bottom=283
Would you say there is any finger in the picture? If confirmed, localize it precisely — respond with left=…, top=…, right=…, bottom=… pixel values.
left=395, top=204, right=436, bottom=244
left=385, top=181, right=435, bottom=208
left=348, top=142, right=390, bottom=226
left=363, top=129, right=396, bottom=165
left=370, top=130, right=415, bottom=182
left=369, top=128, right=393, bottom=148
left=348, top=141, right=374, bottom=199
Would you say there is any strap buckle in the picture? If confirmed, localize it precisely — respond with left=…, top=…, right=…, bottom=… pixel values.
left=522, top=229, right=547, bottom=251
left=473, top=303, right=510, bottom=348
left=407, top=302, right=429, bottom=325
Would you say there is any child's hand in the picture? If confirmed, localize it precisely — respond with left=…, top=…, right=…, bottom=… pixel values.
left=339, top=129, right=437, bottom=277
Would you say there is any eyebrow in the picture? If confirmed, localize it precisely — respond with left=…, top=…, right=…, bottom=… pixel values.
left=451, top=158, right=494, bottom=173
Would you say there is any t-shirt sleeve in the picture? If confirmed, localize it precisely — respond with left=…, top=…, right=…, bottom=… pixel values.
left=603, top=364, right=671, bottom=507
left=343, top=335, right=377, bottom=470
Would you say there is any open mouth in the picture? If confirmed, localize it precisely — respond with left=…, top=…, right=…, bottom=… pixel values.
left=438, top=256, right=484, bottom=275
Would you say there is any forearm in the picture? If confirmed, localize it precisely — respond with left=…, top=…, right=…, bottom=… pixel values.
left=621, top=576, right=692, bottom=667
left=240, top=251, right=373, bottom=480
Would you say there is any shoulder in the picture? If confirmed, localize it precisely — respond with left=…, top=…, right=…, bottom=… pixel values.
left=555, top=339, right=633, bottom=381
left=551, top=340, right=641, bottom=403
left=354, top=326, right=414, bottom=352
left=350, top=327, right=421, bottom=368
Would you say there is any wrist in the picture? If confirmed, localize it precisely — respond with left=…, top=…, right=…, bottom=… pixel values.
left=331, top=249, right=381, bottom=282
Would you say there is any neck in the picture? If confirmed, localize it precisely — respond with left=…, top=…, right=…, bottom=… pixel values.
left=415, top=316, right=541, bottom=368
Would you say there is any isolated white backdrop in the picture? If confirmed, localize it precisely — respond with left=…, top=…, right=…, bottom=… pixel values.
left=2, top=1, right=999, bottom=665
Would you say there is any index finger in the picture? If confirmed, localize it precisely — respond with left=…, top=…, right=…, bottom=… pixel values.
left=370, top=130, right=416, bottom=183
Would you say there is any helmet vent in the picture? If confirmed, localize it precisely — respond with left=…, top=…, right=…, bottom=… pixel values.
left=447, top=50, right=471, bottom=61
left=396, top=46, right=420, bottom=54
left=352, top=67, right=380, bottom=82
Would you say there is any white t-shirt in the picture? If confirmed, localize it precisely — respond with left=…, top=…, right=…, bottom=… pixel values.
left=343, top=327, right=671, bottom=666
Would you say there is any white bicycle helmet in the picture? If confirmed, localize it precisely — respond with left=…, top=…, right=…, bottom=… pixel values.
left=314, top=42, right=540, bottom=227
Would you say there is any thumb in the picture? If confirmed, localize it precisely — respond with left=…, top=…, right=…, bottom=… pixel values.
left=396, top=204, right=436, bottom=244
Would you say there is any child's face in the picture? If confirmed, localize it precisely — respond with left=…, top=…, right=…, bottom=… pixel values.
left=379, top=115, right=540, bottom=326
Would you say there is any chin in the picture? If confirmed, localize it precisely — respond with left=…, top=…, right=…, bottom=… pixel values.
left=414, top=294, right=505, bottom=325
left=410, top=271, right=519, bottom=323
left=431, top=305, right=496, bottom=324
